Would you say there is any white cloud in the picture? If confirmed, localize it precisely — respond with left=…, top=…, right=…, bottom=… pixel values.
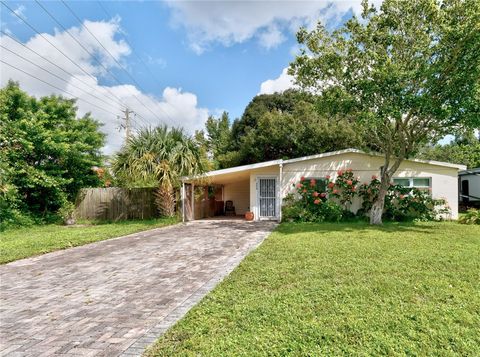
left=259, top=67, right=296, bottom=94
left=165, top=0, right=383, bottom=53
left=12, top=5, right=26, bottom=20
left=146, top=55, right=167, bottom=69
left=258, top=25, right=286, bottom=50
left=1, top=19, right=209, bottom=155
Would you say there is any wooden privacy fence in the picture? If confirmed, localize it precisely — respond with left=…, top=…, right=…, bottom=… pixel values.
left=75, top=187, right=159, bottom=220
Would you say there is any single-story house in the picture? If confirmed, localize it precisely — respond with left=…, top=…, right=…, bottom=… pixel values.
left=458, top=167, right=480, bottom=207
left=181, top=148, right=466, bottom=221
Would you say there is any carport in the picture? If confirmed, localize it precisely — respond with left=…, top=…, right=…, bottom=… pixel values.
left=181, top=160, right=282, bottom=222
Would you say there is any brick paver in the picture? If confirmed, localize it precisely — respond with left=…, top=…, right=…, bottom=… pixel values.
left=0, top=220, right=277, bottom=356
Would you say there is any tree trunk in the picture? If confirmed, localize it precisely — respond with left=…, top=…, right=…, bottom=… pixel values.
left=370, top=187, right=387, bottom=225
left=369, top=169, right=391, bottom=225
left=154, top=185, right=175, bottom=217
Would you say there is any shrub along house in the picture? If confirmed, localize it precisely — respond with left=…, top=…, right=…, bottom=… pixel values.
left=181, top=149, right=465, bottom=221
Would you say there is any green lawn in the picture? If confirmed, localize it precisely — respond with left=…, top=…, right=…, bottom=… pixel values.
left=146, top=221, right=480, bottom=356
left=0, top=217, right=177, bottom=264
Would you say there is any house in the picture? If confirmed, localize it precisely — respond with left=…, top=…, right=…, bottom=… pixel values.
left=458, top=168, right=480, bottom=208
left=181, top=149, right=466, bottom=221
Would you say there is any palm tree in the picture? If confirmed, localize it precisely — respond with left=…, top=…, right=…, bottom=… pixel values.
left=112, top=126, right=206, bottom=216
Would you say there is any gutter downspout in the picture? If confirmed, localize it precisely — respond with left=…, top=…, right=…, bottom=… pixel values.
left=279, top=162, right=283, bottom=222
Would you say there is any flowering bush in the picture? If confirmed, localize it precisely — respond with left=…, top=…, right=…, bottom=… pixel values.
left=358, top=179, right=450, bottom=221
left=326, top=169, right=359, bottom=207
left=283, top=171, right=449, bottom=223
left=282, top=177, right=343, bottom=222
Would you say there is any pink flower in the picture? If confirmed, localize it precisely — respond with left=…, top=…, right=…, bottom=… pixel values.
left=300, top=176, right=305, bottom=181
left=333, top=189, right=339, bottom=194
left=313, top=191, right=319, bottom=197
left=351, top=187, right=356, bottom=192
left=399, top=194, right=405, bottom=199
left=310, top=179, right=316, bottom=187
left=337, top=170, right=343, bottom=176
left=296, top=183, right=302, bottom=188
left=347, top=180, right=353, bottom=186
left=328, top=182, right=335, bottom=189
left=320, top=192, right=327, bottom=198
left=314, top=199, right=321, bottom=205
left=325, top=175, right=331, bottom=180
left=303, top=189, right=307, bottom=193
left=347, top=168, right=352, bottom=172
left=372, top=175, right=377, bottom=180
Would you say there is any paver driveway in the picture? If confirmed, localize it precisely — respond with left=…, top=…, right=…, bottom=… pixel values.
left=0, top=220, right=277, bottom=357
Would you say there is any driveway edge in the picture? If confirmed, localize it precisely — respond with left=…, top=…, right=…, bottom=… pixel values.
left=121, top=224, right=277, bottom=357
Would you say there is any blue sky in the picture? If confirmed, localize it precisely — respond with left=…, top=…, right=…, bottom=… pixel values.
left=1, top=0, right=367, bottom=153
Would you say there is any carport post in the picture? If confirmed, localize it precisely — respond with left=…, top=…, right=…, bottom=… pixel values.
left=191, top=183, right=195, bottom=220
left=181, top=181, right=185, bottom=223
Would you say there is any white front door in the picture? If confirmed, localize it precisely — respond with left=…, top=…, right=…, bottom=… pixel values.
left=257, top=177, right=277, bottom=219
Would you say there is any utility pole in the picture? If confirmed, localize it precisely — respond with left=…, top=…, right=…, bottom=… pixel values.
left=119, top=108, right=134, bottom=144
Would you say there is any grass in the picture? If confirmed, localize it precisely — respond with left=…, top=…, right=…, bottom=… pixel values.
left=146, top=221, right=480, bottom=356
left=0, top=217, right=177, bottom=264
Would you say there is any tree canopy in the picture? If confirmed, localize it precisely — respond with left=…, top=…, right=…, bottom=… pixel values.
left=418, top=132, right=480, bottom=169
left=290, top=0, right=480, bottom=224
left=197, top=90, right=363, bottom=169
left=0, top=81, right=105, bottom=225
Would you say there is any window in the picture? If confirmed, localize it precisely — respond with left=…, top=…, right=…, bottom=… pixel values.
left=393, top=177, right=431, bottom=192
left=304, top=177, right=327, bottom=192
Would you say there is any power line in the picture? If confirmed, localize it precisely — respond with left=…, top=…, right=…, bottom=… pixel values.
left=31, top=1, right=134, bottom=106
left=0, top=1, right=128, bottom=109
left=1, top=44, right=124, bottom=113
left=60, top=0, right=177, bottom=127
left=1, top=1, right=150, bottom=131
left=1, top=59, right=121, bottom=117
left=0, top=30, right=127, bottom=110
left=97, top=1, right=166, bottom=90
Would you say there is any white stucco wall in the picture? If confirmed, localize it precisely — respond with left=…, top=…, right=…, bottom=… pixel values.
left=281, top=152, right=461, bottom=219
left=224, top=179, right=250, bottom=215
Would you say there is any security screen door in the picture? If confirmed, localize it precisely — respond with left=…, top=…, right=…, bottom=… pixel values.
left=258, top=177, right=277, bottom=218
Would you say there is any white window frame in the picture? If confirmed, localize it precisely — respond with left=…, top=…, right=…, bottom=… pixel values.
left=393, top=177, right=431, bottom=190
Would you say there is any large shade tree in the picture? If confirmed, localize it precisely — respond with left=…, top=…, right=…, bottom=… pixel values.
left=112, top=126, right=206, bottom=217
left=290, top=0, right=480, bottom=224
left=197, top=90, right=363, bottom=168
left=418, top=132, right=480, bottom=169
left=0, top=81, right=105, bottom=219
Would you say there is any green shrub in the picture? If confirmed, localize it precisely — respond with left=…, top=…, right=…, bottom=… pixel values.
left=284, top=171, right=449, bottom=224
left=0, top=208, right=35, bottom=231
left=458, top=209, right=480, bottom=225
left=57, top=201, right=77, bottom=225
left=0, top=181, right=35, bottom=231
left=358, top=178, right=449, bottom=221
left=282, top=179, right=344, bottom=223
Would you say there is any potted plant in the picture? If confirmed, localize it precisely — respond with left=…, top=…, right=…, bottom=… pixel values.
left=245, top=208, right=254, bottom=221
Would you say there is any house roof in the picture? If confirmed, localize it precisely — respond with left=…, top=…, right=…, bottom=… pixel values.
left=182, top=148, right=466, bottom=182
left=283, top=148, right=467, bottom=170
